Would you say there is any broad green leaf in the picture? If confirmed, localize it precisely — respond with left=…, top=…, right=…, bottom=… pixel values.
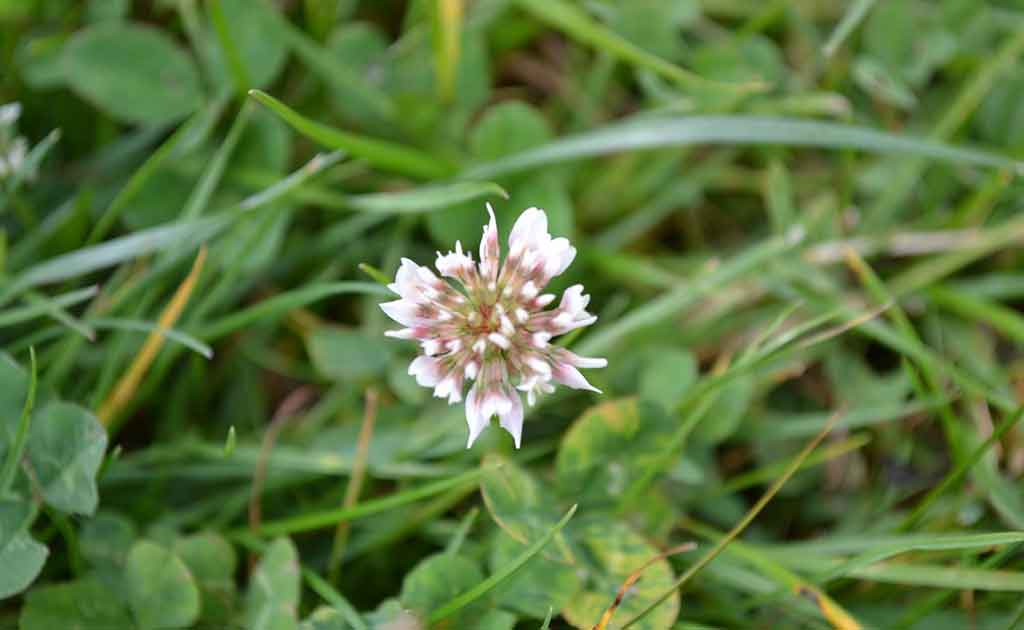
left=64, top=23, right=203, bottom=124
left=175, top=532, right=238, bottom=624
left=26, top=401, right=107, bottom=515
left=400, top=553, right=486, bottom=623
left=125, top=541, right=201, bottom=630
left=479, top=453, right=572, bottom=561
left=0, top=498, right=47, bottom=599
left=20, top=579, right=133, bottom=629
left=463, top=116, right=1023, bottom=180
left=693, top=376, right=753, bottom=445
left=560, top=520, right=679, bottom=630
left=80, top=510, right=137, bottom=572
left=556, top=398, right=676, bottom=506
left=246, top=537, right=301, bottom=630
left=307, top=327, right=393, bottom=381
left=489, top=530, right=581, bottom=619
left=203, top=0, right=288, bottom=89
left=639, top=348, right=697, bottom=411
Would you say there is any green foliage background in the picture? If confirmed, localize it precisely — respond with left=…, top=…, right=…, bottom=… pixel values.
left=3, top=0, right=1024, bottom=628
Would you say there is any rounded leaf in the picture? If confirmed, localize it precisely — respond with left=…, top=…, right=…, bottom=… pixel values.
left=560, top=520, right=679, bottom=630
left=125, top=541, right=201, bottom=630
left=65, top=23, right=203, bottom=124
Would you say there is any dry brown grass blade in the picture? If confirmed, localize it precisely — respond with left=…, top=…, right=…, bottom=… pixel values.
left=97, top=247, right=207, bottom=427
left=592, top=542, right=697, bottom=630
left=795, top=585, right=863, bottom=630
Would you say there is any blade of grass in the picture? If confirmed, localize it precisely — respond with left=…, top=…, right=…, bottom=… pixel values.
left=86, top=100, right=225, bottom=245
left=0, top=348, right=36, bottom=496
left=822, top=0, right=877, bottom=58
left=248, top=90, right=454, bottom=179
left=427, top=503, right=577, bottom=624
left=621, top=410, right=844, bottom=628
left=433, top=0, right=464, bottom=102
left=463, top=116, right=1024, bottom=180
left=899, top=406, right=1024, bottom=531
left=682, top=518, right=864, bottom=630
left=514, top=0, right=766, bottom=94
left=207, top=0, right=251, bottom=98
left=241, top=466, right=489, bottom=537
left=927, top=284, right=1024, bottom=345
left=88, top=317, right=213, bottom=359
left=578, top=234, right=797, bottom=356
left=345, top=181, right=507, bottom=213
left=864, top=24, right=1024, bottom=229
left=0, top=286, right=98, bottom=329
left=96, top=247, right=207, bottom=428
left=197, top=282, right=389, bottom=341
left=328, top=388, right=378, bottom=581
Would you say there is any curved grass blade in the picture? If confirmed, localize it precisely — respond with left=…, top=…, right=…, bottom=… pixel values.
left=0, top=348, right=37, bottom=495
left=427, top=503, right=577, bottom=624
left=463, top=116, right=1023, bottom=180
left=621, top=410, right=844, bottom=628
left=197, top=282, right=389, bottom=342
left=822, top=0, right=878, bottom=58
left=248, top=90, right=455, bottom=179
left=241, top=466, right=488, bottom=537
left=515, top=0, right=764, bottom=94
left=345, top=181, right=507, bottom=213
left=89, top=317, right=213, bottom=359
left=0, top=286, right=99, bottom=330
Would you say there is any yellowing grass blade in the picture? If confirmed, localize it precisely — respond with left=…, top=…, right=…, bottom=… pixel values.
left=97, top=247, right=207, bottom=427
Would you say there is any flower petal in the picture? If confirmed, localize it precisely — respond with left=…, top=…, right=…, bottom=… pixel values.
left=552, top=363, right=602, bottom=394
left=498, top=392, right=524, bottom=448
left=465, top=384, right=489, bottom=448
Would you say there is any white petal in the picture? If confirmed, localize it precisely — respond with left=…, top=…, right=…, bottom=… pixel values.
left=384, top=328, right=416, bottom=340
left=487, top=332, right=511, bottom=349
left=465, top=385, right=489, bottom=448
left=509, top=207, right=549, bottom=253
left=553, top=363, right=602, bottom=394
left=408, top=355, right=443, bottom=387
left=379, top=299, right=421, bottom=327
left=498, top=393, right=524, bottom=449
left=479, top=203, right=501, bottom=279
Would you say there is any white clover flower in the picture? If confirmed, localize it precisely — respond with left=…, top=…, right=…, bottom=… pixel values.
left=381, top=205, right=607, bottom=448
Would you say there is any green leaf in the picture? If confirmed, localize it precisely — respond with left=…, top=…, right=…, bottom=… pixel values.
left=639, top=348, right=697, bottom=411
left=400, top=553, right=486, bottom=623
left=26, top=401, right=107, bottom=515
left=299, top=607, right=352, bottom=630
left=693, top=376, right=753, bottom=445
left=0, top=499, right=47, bottom=600
left=307, top=327, right=393, bottom=381
left=64, top=23, right=203, bottom=124
left=560, top=520, right=679, bottom=630
left=80, top=511, right=137, bottom=573
left=20, top=579, right=134, bottom=629
left=175, top=532, right=238, bottom=624
left=204, top=0, right=288, bottom=89
left=489, top=529, right=581, bottom=619
left=480, top=453, right=572, bottom=561
left=125, top=541, right=201, bottom=630
left=556, top=399, right=677, bottom=506
left=463, top=116, right=1023, bottom=180
left=246, top=537, right=301, bottom=630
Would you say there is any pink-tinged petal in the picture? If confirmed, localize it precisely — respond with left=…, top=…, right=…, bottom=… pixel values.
left=379, top=299, right=421, bottom=327
left=384, top=328, right=416, bottom=340
left=553, top=363, right=602, bottom=393
left=509, top=207, right=549, bottom=254
left=498, top=392, right=524, bottom=448
left=435, top=240, right=474, bottom=280
left=479, top=203, right=501, bottom=281
left=465, top=385, right=489, bottom=448
left=408, top=355, right=443, bottom=387
left=542, top=238, right=576, bottom=278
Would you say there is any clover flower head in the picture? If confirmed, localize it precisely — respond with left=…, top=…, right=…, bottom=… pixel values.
left=380, top=205, right=607, bottom=448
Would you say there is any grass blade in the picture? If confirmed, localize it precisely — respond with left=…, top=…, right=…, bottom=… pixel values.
left=0, top=348, right=36, bottom=496
left=464, top=116, right=1023, bottom=180
left=427, top=503, right=577, bottom=623
left=248, top=90, right=455, bottom=179
left=621, top=410, right=844, bottom=628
